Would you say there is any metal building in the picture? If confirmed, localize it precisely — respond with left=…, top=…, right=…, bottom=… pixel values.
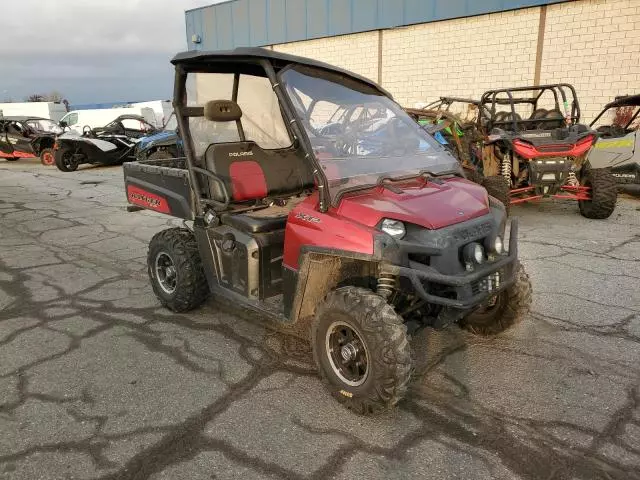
left=183, top=0, right=640, bottom=120
left=185, top=0, right=571, bottom=50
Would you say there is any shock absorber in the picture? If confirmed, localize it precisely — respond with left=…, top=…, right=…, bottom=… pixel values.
left=501, top=151, right=512, bottom=182
left=567, top=168, right=578, bottom=187
left=377, top=269, right=397, bottom=300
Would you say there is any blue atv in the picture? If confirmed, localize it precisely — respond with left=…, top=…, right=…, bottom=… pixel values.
left=135, top=114, right=183, bottom=161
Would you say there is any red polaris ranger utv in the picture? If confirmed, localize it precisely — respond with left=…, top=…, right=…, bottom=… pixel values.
left=123, top=49, right=532, bottom=414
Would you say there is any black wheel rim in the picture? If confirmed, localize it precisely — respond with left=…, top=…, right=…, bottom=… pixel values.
left=325, top=321, right=369, bottom=387
left=62, top=152, right=76, bottom=170
left=155, top=252, right=177, bottom=294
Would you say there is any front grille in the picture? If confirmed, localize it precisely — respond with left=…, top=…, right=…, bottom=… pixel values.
left=537, top=143, right=572, bottom=152
left=471, top=269, right=504, bottom=295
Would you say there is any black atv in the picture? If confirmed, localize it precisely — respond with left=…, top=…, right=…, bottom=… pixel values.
left=0, top=116, right=62, bottom=166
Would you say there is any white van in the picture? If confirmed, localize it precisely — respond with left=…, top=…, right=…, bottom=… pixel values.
left=131, top=100, right=173, bottom=127
left=60, top=107, right=156, bottom=134
left=0, top=102, right=67, bottom=122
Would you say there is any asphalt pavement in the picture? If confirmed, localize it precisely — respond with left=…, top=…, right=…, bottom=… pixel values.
left=1, top=158, right=639, bottom=480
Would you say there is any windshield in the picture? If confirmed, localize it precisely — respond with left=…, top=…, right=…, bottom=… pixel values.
left=592, top=105, right=640, bottom=134
left=26, top=119, right=63, bottom=134
left=280, top=66, right=458, bottom=202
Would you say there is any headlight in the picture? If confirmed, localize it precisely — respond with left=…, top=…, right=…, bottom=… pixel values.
left=493, top=236, right=503, bottom=254
left=484, top=235, right=504, bottom=256
left=463, top=242, right=485, bottom=264
left=380, top=219, right=406, bottom=239
left=490, top=235, right=504, bottom=255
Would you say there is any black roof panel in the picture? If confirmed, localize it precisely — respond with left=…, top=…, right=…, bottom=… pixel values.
left=605, top=94, right=640, bottom=109
left=0, top=116, right=48, bottom=122
left=171, top=47, right=390, bottom=98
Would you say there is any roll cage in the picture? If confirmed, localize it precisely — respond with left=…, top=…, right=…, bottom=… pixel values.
left=480, top=84, right=581, bottom=132
left=171, top=48, right=394, bottom=216
left=590, top=94, right=640, bottom=131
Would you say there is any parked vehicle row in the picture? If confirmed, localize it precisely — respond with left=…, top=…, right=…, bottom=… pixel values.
left=406, top=87, right=639, bottom=219
left=0, top=110, right=180, bottom=171
left=54, top=114, right=159, bottom=171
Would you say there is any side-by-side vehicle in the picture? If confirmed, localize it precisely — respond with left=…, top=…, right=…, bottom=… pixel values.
left=588, top=94, right=640, bottom=193
left=408, top=85, right=618, bottom=218
left=123, top=48, right=532, bottom=414
left=0, top=116, right=62, bottom=165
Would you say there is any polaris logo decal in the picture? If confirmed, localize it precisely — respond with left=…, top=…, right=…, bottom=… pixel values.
left=229, top=151, right=253, bottom=157
left=296, top=212, right=321, bottom=223
left=521, top=132, right=552, bottom=138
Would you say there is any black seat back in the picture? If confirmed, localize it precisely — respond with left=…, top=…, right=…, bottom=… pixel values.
left=204, top=141, right=314, bottom=203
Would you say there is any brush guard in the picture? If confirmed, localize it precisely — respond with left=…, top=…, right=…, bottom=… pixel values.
left=391, top=219, right=519, bottom=310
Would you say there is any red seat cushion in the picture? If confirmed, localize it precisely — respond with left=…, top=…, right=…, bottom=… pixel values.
left=228, top=161, right=268, bottom=201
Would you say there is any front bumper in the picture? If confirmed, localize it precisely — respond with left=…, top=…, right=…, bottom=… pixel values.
left=392, top=218, right=519, bottom=310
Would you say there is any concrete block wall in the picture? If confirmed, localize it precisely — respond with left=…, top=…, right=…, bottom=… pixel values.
left=269, top=0, right=640, bottom=123
left=380, top=8, right=540, bottom=109
left=541, top=0, right=640, bottom=120
left=272, top=31, right=379, bottom=83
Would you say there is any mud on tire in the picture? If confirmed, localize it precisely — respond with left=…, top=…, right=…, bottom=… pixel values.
left=311, top=287, right=412, bottom=415
left=578, top=166, right=617, bottom=219
left=460, top=261, right=532, bottom=336
left=482, top=175, right=511, bottom=215
left=147, top=228, right=209, bottom=312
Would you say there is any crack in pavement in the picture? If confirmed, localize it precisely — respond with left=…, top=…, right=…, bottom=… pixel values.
left=1, top=165, right=640, bottom=479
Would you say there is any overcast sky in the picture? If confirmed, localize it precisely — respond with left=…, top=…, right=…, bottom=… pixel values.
left=0, top=1, right=219, bottom=104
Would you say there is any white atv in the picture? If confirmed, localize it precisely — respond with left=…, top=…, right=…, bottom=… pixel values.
left=588, top=94, right=640, bottom=194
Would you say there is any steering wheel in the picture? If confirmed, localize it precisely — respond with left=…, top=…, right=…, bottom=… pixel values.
left=334, top=117, right=403, bottom=157
left=82, top=125, right=94, bottom=136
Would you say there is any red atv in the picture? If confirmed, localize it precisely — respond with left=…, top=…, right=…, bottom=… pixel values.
left=123, top=48, right=532, bottom=414
left=476, top=84, right=617, bottom=218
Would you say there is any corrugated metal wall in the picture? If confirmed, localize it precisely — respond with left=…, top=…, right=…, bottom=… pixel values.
left=185, top=0, right=572, bottom=50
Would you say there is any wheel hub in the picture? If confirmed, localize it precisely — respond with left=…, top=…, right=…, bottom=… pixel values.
left=340, top=342, right=359, bottom=362
left=326, top=321, right=369, bottom=387
left=155, top=252, right=177, bottom=294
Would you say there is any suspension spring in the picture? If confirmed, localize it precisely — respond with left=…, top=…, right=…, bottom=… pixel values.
left=567, top=170, right=578, bottom=187
left=377, top=272, right=397, bottom=300
left=501, top=152, right=512, bottom=181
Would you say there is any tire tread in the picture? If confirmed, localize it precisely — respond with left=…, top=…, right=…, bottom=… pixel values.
left=312, top=287, right=411, bottom=415
left=579, top=168, right=617, bottom=219
left=147, top=228, right=208, bottom=312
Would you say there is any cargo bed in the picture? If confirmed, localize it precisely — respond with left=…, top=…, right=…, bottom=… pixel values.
left=123, top=158, right=194, bottom=219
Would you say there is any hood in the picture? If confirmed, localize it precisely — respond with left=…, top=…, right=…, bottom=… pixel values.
left=137, top=130, right=178, bottom=151
left=336, top=177, right=490, bottom=230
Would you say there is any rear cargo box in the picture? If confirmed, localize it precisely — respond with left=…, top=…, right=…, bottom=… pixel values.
left=123, top=158, right=194, bottom=219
